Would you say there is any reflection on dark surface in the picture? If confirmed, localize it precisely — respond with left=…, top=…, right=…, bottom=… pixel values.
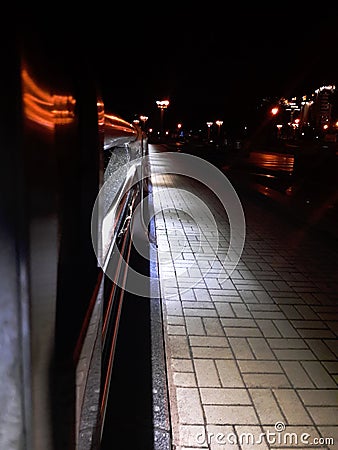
left=103, top=113, right=138, bottom=149
left=228, top=150, right=295, bottom=193
left=172, top=136, right=338, bottom=240
left=247, top=151, right=294, bottom=172
left=22, top=67, right=76, bottom=129
left=223, top=144, right=338, bottom=240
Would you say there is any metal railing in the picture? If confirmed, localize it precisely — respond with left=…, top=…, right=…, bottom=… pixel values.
left=75, top=112, right=146, bottom=450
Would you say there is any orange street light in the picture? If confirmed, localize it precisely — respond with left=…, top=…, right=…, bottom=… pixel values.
left=206, top=121, right=213, bottom=140
left=156, top=100, right=170, bottom=136
left=215, top=120, right=223, bottom=139
left=156, top=100, right=169, bottom=109
left=139, top=115, right=148, bottom=131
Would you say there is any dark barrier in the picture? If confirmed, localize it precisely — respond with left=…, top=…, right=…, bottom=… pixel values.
left=0, top=21, right=150, bottom=450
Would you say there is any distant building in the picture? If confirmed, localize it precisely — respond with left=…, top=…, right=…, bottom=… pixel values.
left=276, top=85, right=336, bottom=137
left=312, top=85, right=335, bottom=130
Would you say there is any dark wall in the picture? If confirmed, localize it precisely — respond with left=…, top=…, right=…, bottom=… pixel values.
left=0, top=17, right=104, bottom=449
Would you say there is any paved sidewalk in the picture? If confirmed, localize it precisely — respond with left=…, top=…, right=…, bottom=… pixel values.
left=149, top=146, right=338, bottom=450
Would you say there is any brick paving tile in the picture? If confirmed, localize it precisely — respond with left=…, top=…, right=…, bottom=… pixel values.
left=178, top=424, right=208, bottom=448
left=150, top=152, right=338, bottom=450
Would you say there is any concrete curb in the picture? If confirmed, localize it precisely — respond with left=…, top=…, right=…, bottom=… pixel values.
left=148, top=179, right=172, bottom=450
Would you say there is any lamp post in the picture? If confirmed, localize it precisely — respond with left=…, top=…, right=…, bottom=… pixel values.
left=270, top=107, right=279, bottom=141
left=206, top=122, right=213, bottom=141
left=156, top=99, right=169, bottom=138
left=215, top=120, right=223, bottom=141
left=139, top=115, right=148, bottom=131
left=177, top=123, right=182, bottom=139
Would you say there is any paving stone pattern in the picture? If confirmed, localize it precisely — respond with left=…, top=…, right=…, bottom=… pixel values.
left=150, top=154, right=338, bottom=450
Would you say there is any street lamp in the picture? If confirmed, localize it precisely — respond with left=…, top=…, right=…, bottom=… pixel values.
left=215, top=120, right=223, bottom=140
left=156, top=99, right=169, bottom=137
left=206, top=122, right=213, bottom=141
left=177, top=123, right=182, bottom=138
left=139, top=115, right=148, bottom=131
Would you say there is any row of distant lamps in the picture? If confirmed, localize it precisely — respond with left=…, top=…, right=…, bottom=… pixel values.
left=132, top=99, right=170, bottom=132
left=133, top=115, right=148, bottom=126
left=133, top=99, right=224, bottom=138
left=207, top=120, right=223, bottom=140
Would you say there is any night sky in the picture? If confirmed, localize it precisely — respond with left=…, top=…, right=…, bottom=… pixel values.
left=92, top=7, right=338, bottom=128
left=15, top=6, right=338, bottom=129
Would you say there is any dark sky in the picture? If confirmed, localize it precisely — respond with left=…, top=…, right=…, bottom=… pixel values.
left=15, top=6, right=338, bottom=129
left=92, top=7, right=337, bottom=128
